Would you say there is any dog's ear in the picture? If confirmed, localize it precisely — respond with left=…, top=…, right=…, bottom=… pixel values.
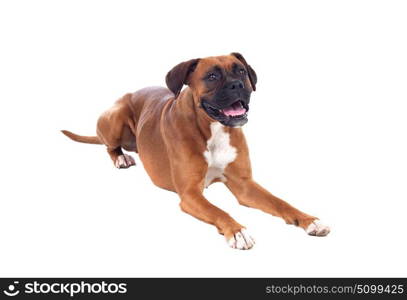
left=166, top=58, right=200, bottom=98
left=231, top=52, right=257, bottom=91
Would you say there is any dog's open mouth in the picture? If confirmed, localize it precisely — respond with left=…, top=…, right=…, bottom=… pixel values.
left=220, top=100, right=247, bottom=117
left=201, top=100, right=249, bottom=127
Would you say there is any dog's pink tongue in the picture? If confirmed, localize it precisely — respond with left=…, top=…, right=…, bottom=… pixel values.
left=222, top=102, right=246, bottom=116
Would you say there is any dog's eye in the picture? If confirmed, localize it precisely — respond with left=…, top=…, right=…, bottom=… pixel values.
left=207, top=73, right=218, bottom=81
left=238, top=68, right=246, bottom=75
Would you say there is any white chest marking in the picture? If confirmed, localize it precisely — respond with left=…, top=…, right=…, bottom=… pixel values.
left=203, top=122, right=237, bottom=187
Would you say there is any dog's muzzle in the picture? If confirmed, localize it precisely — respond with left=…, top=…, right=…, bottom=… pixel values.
left=201, top=99, right=249, bottom=127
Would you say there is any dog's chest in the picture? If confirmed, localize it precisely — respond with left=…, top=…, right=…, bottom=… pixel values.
left=203, top=123, right=237, bottom=187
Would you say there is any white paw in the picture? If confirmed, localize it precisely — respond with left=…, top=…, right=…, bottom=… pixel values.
left=227, top=229, right=255, bottom=250
left=305, top=220, right=330, bottom=236
left=115, top=154, right=136, bottom=169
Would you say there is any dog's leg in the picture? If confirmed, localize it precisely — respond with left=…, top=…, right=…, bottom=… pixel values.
left=172, top=161, right=255, bottom=250
left=96, top=95, right=136, bottom=169
left=225, top=178, right=330, bottom=236
left=179, top=187, right=255, bottom=249
left=106, top=147, right=136, bottom=169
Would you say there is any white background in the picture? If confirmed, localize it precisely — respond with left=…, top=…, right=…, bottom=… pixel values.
left=1, top=0, right=406, bottom=277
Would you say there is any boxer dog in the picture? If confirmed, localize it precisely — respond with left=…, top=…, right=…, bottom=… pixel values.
left=62, top=53, right=330, bottom=250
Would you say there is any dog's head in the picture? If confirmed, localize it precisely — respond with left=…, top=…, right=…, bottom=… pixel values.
left=166, top=53, right=257, bottom=127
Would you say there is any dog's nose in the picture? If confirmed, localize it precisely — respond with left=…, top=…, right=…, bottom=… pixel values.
left=225, top=80, right=244, bottom=90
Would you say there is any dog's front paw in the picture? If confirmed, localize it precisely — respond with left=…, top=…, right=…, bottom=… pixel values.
left=115, top=154, right=136, bottom=169
left=305, top=220, right=330, bottom=236
left=227, top=229, right=255, bottom=250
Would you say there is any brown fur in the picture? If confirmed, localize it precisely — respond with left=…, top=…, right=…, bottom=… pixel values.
left=62, top=54, right=319, bottom=244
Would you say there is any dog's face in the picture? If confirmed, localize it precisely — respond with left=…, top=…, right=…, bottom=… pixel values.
left=166, top=53, right=257, bottom=127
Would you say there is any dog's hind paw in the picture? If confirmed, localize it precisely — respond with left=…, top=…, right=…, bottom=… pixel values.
left=227, top=229, right=255, bottom=250
left=115, top=154, right=136, bottom=169
left=305, top=220, right=330, bottom=236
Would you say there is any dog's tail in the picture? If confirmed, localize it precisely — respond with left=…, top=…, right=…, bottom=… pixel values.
left=61, top=130, right=102, bottom=145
